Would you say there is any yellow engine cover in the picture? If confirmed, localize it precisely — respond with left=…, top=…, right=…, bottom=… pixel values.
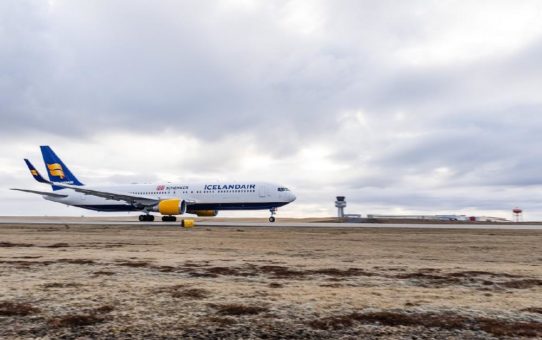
left=158, top=199, right=181, bottom=215
left=193, top=210, right=218, bottom=217
left=182, top=219, right=195, bottom=228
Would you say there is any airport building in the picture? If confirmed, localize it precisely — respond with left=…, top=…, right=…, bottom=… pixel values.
left=365, top=214, right=510, bottom=222
left=366, top=214, right=469, bottom=221
left=335, top=196, right=510, bottom=222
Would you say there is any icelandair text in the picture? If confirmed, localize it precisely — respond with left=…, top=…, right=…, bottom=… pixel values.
left=204, top=184, right=256, bottom=190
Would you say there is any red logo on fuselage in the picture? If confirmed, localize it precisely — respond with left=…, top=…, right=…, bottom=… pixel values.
left=156, top=185, right=165, bottom=191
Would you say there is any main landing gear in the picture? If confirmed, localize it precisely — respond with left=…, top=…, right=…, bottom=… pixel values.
left=139, top=214, right=155, bottom=222
left=138, top=215, right=176, bottom=222
left=269, top=208, right=277, bottom=223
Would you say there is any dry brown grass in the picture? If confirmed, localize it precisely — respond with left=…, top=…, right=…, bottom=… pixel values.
left=205, top=266, right=245, bottom=276
left=206, top=316, right=237, bottom=326
left=308, top=310, right=542, bottom=337
left=0, top=301, right=40, bottom=316
left=154, top=284, right=211, bottom=299
left=47, top=305, right=114, bottom=328
left=42, top=282, right=84, bottom=289
left=1, top=224, right=541, bottom=338
left=310, top=267, right=375, bottom=277
left=56, top=258, right=96, bottom=265
left=475, top=317, right=542, bottom=337
left=116, top=261, right=150, bottom=267
left=45, top=243, right=70, bottom=248
left=501, top=279, right=542, bottom=289
left=0, top=259, right=96, bottom=267
left=255, top=265, right=302, bottom=279
left=156, top=265, right=175, bottom=272
left=92, top=270, right=116, bottom=276
left=0, top=260, right=55, bottom=268
left=0, top=241, right=34, bottom=247
left=188, top=271, right=219, bottom=278
left=212, top=304, right=268, bottom=316
left=393, top=270, right=542, bottom=290
left=94, top=305, right=115, bottom=314
left=171, top=288, right=210, bottom=299
left=448, top=270, right=521, bottom=278
left=48, top=314, right=104, bottom=328
left=307, top=313, right=358, bottom=330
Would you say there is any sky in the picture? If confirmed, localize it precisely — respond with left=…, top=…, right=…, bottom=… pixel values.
left=2, top=0, right=542, bottom=220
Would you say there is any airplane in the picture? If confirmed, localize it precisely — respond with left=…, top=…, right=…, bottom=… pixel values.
left=11, top=146, right=296, bottom=222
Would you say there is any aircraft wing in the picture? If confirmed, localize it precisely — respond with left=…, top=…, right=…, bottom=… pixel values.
left=48, top=182, right=159, bottom=206
left=19, top=161, right=179, bottom=207
left=11, top=188, right=69, bottom=198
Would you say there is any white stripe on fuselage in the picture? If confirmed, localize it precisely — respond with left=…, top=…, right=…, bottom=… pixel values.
left=44, top=182, right=295, bottom=211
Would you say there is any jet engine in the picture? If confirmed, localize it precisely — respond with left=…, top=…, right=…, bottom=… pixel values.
left=189, top=209, right=218, bottom=217
left=153, top=199, right=187, bottom=215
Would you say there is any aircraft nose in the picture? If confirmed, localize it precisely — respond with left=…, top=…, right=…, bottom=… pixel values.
left=289, top=192, right=296, bottom=202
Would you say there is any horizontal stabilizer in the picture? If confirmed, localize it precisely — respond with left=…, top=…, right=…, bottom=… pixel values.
left=10, top=188, right=68, bottom=198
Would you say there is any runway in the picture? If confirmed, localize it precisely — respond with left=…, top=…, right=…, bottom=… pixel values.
left=1, top=216, right=541, bottom=229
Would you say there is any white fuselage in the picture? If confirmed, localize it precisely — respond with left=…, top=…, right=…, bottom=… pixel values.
left=44, top=181, right=296, bottom=214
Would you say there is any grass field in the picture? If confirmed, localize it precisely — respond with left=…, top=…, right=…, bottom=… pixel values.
left=1, top=224, right=541, bottom=339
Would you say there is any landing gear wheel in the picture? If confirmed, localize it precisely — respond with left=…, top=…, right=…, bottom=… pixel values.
left=139, top=214, right=155, bottom=222
left=269, top=207, right=277, bottom=223
left=162, top=216, right=177, bottom=222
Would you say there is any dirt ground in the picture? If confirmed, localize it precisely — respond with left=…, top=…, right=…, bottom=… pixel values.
left=1, top=224, right=541, bottom=339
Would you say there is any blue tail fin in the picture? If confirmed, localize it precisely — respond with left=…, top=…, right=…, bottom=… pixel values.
left=40, top=146, right=84, bottom=190
left=24, top=159, right=49, bottom=184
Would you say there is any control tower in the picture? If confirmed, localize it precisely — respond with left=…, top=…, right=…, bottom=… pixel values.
left=335, top=196, right=346, bottom=218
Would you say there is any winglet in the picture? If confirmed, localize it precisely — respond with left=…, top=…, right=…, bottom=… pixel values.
left=24, top=159, right=49, bottom=184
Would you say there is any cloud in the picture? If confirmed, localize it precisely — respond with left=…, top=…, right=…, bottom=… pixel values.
left=2, top=0, right=542, bottom=220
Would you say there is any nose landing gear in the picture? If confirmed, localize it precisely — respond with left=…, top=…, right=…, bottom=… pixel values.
left=269, top=208, right=277, bottom=222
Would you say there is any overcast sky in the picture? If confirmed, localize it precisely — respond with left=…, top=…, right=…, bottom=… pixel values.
left=2, top=0, right=542, bottom=220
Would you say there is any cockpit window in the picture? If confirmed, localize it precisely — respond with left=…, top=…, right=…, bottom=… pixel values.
left=277, top=187, right=290, bottom=192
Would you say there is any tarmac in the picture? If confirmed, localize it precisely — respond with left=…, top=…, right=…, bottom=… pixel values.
left=1, top=216, right=541, bottom=229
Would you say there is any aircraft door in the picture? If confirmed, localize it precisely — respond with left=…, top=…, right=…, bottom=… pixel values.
left=258, top=185, right=268, bottom=198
